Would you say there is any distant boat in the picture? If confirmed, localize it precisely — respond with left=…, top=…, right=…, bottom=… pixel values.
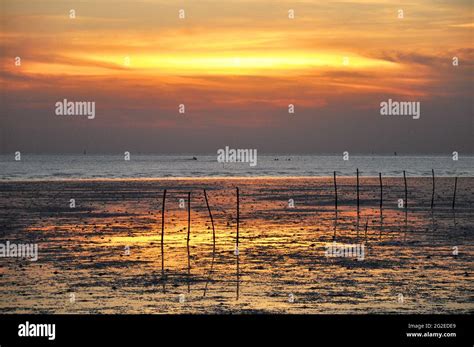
left=394, top=152, right=397, bottom=156
left=192, top=156, right=197, bottom=160
left=83, top=149, right=86, bottom=155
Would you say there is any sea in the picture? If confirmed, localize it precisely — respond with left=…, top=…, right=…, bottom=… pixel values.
left=0, top=154, right=472, bottom=180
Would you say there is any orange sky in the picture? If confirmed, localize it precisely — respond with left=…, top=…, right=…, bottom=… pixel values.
left=1, top=0, right=473, bottom=153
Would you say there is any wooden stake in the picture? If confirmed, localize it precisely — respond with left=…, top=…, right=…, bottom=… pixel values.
left=431, top=169, right=435, bottom=209
left=236, top=187, right=240, bottom=300
left=379, top=172, right=383, bottom=239
left=403, top=171, right=408, bottom=241
left=187, top=192, right=191, bottom=293
left=379, top=172, right=383, bottom=211
left=236, top=187, right=240, bottom=248
left=203, top=189, right=216, bottom=297
left=364, top=219, right=368, bottom=243
left=161, top=189, right=167, bottom=288
left=187, top=192, right=191, bottom=245
left=333, top=171, right=338, bottom=211
left=356, top=168, right=360, bottom=215
left=203, top=189, right=215, bottom=245
left=452, top=177, right=458, bottom=210
left=403, top=170, right=408, bottom=210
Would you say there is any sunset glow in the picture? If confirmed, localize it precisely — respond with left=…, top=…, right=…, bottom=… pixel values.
left=1, top=0, right=472, bottom=153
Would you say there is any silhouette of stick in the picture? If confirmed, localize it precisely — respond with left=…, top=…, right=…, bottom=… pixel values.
left=356, top=168, right=360, bottom=216
left=379, top=173, right=383, bottom=239
left=356, top=169, right=360, bottom=239
left=403, top=171, right=408, bottom=241
left=431, top=169, right=435, bottom=209
left=333, top=171, right=338, bottom=239
left=379, top=173, right=383, bottom=211
left=364, top=218, right=368, bottom=243
left=236, top=187, right=240, bottom=249
left=203, top=189, right=215, bottom=245
left=161, top=189, right=167, bottom=291
left=203, top=189, right=216, bottom=297
left=187, top=192, right=191, bottom=293
left=452, top=177, right=458, bottom=210
left=187, top=192, right=191, bottom=245
left=403, top=171, right=408, bottom=210
left=236, top=187, right=240, bottom=300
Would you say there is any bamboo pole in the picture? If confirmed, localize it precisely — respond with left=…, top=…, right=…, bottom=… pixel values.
left=187, top=192, right=191, bottom=245
left=431, top=169, right=435, bottom=209
left=403, top=171, right=408, bottom=241
left=356, top=169, right=360, bottom=239
left=187, top=192, right=191, bottom=293
left=161, top=189, right=167, bottom=291
left=236, top=187, right=240, bottom=300
left=203, top=189, right=215, bottom=245
left=364, top=219, right=368, bottom=243
left=356, top=168, right=360, bottom=215
left=203, top=189, right=216, bottom=297
left=333, top=171, right=338, bottom=211
left=379, top=173, right=383, bottom=211
left=379, top=173, right=383, bottom=239
left=452, top=177, right=458, bottom=210
left=403, top=170, right=408, bottom=210
left=236, top=187, right=240, bottom=249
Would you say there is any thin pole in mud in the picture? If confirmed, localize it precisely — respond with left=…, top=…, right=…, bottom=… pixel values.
left=333, top=171, right=338, bottom=239
left=187, top=192, right=191, bottom=293
left=203, top=189, right=216, bottom=245
left=203, top=189, right=216, bottom=297
left=379, top=173, right=383, bottom=211
left=431, top=169, right=435, bottom=209
left=379, top=173, right=383, bottom=239
left=356, top=169, right=360, bottom=239
left=403, top=171, right=408, bottom=210
left=364, top=218, right=369, bottom=243
left=236, top=187, right=240, bottom=301
left=236, top=187, right=240, bottom=249
left=356, top=168, right=360, bottom=216
left=403, top=171, right=408, bottom=241
left=187, top=192, right=191, bottom=245
left=452, top=177, right=458, bottom=210
left=431, top=210, right=436, bottom=241
left=161, top=189, right=167, bottom=291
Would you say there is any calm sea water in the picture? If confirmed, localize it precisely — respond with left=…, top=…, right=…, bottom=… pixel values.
left=0, top=154, right=472, bottom=180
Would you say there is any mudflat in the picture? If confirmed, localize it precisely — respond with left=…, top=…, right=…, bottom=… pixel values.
left=0, top=177, right=472, bottom=313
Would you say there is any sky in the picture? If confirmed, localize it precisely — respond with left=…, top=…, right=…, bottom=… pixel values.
left=1, top=0, right=473, bottom=154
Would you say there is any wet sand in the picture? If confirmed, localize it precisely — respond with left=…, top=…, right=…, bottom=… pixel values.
left=0, top=177, right=472, bottom=314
